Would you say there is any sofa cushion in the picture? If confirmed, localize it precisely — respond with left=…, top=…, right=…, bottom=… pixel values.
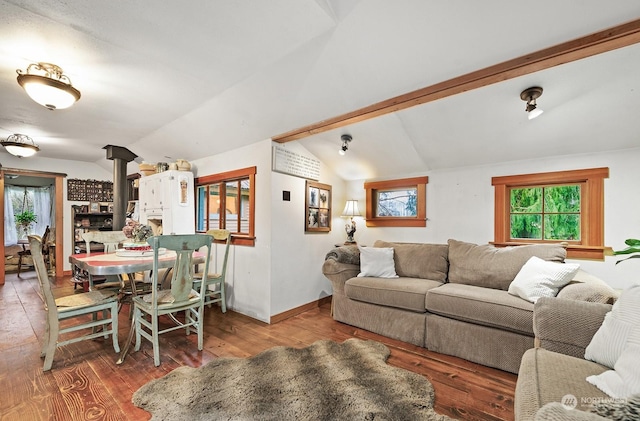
left=515, top=348, right=609, bottom=418
left=345, top=277, right=443, bottom=313
left=447, top=239, right=567, bottom=290
left=374, top=240, right=448, bottom=282
left=426, top=283, right=535, bottom=335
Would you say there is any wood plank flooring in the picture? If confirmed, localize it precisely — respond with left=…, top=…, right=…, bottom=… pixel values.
left=0, top=271, right=516, bottom=421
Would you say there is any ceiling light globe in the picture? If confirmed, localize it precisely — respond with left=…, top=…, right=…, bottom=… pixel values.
left=1, top=134, right=40, bottom=158
left=20, top=77, right=80, bottom=110
left=16, top=63, right=81, bottom=110
left=339, top=148, right=346, bottom=155
left=4, top=144, right=38, bottom=157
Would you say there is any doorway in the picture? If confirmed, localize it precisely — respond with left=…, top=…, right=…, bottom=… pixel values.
left=0, top=168, right=65, bottom=285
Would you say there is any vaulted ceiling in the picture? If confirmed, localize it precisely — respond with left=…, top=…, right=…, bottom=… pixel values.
left=1, top=1, right=639, bottom=180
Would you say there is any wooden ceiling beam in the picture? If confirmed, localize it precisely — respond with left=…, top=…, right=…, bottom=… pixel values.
left=272, top=18, right=640, bottom=143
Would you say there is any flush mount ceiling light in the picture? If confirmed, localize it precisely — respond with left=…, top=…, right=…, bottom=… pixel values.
left=520, top=87, right=544, bottom=120
left=339, top=134, right=352, bottom=155
left=16, top=62, right=81, bottom=110
left=1, top=134, right=40, bottom=158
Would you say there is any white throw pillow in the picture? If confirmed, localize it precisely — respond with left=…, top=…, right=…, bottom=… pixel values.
left=357, top=246, right=398, bottom=278
left=508, top=256, right=580, bottom=303
left=587, top=327, right=640, bottom=398
left=585, top=285, right=640, bottom=369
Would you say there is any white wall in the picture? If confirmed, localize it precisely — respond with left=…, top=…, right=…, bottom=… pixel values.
left=1, top=153, right=112, bottom=269
left=348, top=147, right=640, bottom=290
left=192, top=140, right=347, bottom=321
left=269, top=142, right=346, bottom=316
left=190, top=140, right=273, bottom=322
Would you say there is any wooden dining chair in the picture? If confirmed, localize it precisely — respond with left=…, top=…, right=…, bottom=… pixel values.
left=18, top=225, right=50, bottom=276
left=193, top=229, right=230, bottom=312
left=82, top=230, right=128, bottom=254
left=80, top=231, right=129, bottom=289
left=28, top=235, right=120, bottom=371
left=80, top=230, right=153, bottom=314
left=132, top=234, right=212, bottom=366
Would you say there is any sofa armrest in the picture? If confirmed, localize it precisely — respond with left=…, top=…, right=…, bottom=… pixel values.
left=533, top=297, right=611, bottom=359
left=556, top=269, right=619, bottom=304
left=322, top=259, right=359, bottom=296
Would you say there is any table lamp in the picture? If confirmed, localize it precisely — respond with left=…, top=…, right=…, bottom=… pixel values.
left=341, top=200, right=361, bottom=244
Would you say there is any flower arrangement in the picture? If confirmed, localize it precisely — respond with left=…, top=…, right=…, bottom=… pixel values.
left=132, top=224, right=154, bottom=243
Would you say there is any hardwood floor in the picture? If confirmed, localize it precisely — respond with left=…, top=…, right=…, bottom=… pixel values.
left=0, top=271, right=516, bottom=421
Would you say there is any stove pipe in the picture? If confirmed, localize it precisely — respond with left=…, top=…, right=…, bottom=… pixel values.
left=103, top=145, right=137, bottom=230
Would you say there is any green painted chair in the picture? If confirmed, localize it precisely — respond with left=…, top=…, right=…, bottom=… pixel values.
left=193, top=229, right=230, bottom=312
left=81, top=230, right=153, bottom=314
left=132, top=234, right=212, bottom=366
left=29, top=235, right=120, bottom=371
left=80, top=231, right=128, bottom=289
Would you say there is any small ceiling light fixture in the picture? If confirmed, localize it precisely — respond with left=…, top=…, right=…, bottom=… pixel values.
left=339, top=134, right=352, bottom=155
left=16, top=62, right=81, bottom=110
left=520, top=87, right=544, bottom=120
left=1, top=134, right=40, bottom=158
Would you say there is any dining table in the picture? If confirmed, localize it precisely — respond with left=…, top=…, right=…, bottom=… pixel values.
left=69, top=249, right=205, bottom=364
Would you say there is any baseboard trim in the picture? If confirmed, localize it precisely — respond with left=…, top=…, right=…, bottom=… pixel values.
left=271, top=296, right=332, bottom=324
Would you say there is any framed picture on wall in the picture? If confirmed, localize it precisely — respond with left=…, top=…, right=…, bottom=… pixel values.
left=89, top=201, right=100, bottom=213
left=305, top=180, right=331, bottom=232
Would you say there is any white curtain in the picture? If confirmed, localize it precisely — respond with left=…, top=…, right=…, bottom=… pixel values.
left=4, top=186, right=18, bottom=246
left=33, top=186, right=52, bottom=235
left=3, top=186, right=52, bottom=245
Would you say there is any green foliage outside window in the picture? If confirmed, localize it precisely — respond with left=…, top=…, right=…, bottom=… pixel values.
left=510, top=185, right=580, bottom=241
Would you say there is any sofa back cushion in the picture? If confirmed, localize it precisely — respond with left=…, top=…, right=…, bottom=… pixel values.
left=447, top=239, right=566, bottom=290
left=374, top=240, right=448, bottom=282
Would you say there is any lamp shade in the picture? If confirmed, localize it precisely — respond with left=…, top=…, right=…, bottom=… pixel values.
left=16, top=63, right=81, bottom=110
left=341, top=200, right=361, bottom=218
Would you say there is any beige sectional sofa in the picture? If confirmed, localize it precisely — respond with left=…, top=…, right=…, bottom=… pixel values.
left=322, top=239, right=617, bottom=374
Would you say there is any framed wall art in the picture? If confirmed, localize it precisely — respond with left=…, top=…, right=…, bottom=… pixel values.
left=305, top=180, right=331, bottom=232
left=89, top=201, right=100, bottom=213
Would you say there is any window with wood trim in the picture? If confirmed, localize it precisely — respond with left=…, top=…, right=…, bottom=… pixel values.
left=195, top=166, right=256, bottom=246
left=364, top=176, right=428, bottom=227
left=492, top=167, right=609, bottom=260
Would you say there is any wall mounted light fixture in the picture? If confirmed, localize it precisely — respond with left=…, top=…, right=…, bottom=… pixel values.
left=16, top=62, right=81, bottom=110
left=520, top=87, right=544, bottom=120
left=1, top=134, right=40, bottom=158
left=339, top=134, right=352, bottom=155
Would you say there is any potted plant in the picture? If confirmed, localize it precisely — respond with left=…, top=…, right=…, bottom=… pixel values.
left=15, top=210, right=37, bottom=237
left=613, top=238, right=640, bottom=264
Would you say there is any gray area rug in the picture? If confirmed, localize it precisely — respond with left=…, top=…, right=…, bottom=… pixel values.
left=133, top=338, right=455, bottom=420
